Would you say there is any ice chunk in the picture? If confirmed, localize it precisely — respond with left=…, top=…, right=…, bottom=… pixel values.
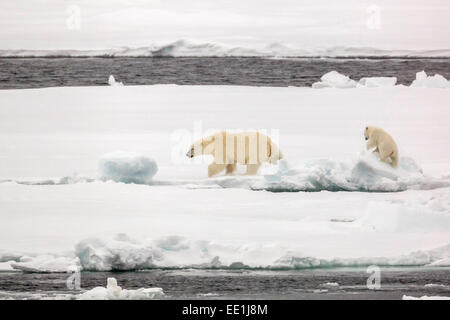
left=108, top=75, right=124, bottom=86
left=312, top=71, right=357, bottom=88
left=358, top=77, right=397, bottom=87
left=410, top=71, right=450, bottom=88
left=99, top=151, right=158, bottom=184
left=77, top=277, right=164, bottom=300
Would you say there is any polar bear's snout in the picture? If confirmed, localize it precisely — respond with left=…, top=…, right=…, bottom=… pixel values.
left=186, top=148, right=194, bottom=158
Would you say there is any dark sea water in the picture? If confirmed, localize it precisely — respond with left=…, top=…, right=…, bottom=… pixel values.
left=0, top=268, right=449, bottom=300
left=0, top=57, right=449, bottom=89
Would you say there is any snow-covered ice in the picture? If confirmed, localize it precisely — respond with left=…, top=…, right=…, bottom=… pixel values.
left=0, top=84, right=449, bottom=271
left=99, top=151, right=158, bottom=184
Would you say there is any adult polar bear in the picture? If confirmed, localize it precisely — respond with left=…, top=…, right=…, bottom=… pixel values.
left=364, top=126, right=399, bottom=167
left=186, top=131, right=283, bottom=177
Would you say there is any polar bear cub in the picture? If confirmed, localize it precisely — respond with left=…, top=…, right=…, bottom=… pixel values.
left=364, top=126, right=399, bottom=167
left=186, top=131, right=283, bottom=177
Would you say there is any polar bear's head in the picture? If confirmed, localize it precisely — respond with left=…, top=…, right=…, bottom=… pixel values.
left=186, top=135, right=216, bottom=158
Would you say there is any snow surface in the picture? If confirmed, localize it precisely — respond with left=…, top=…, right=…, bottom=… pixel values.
left=99, top=151, right=158, bottom=184
left=0, top=84, right=449, bottom=271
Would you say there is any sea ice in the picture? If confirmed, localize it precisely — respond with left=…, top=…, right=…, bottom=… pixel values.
left=98, top=151, right=158, bottom=184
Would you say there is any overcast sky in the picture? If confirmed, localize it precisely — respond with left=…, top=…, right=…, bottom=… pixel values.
left=1, top=0, right=449, bottom=50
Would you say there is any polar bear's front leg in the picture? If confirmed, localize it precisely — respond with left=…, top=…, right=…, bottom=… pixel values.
left=246, top=164, right=261, bottom=175
left=208, top=163, right=226, bottom=177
